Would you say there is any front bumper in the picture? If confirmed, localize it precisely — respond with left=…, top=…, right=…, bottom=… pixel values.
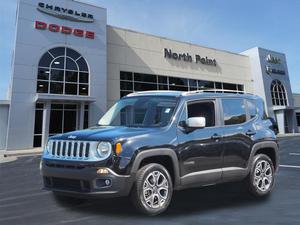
left=41, top=160, right=134, bottom=198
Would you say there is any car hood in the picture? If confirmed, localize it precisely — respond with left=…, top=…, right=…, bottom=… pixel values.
left=50, top=126, right=160, bottom=142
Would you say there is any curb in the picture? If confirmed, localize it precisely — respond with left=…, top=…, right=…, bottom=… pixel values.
left=0, top=148, right=43, bottom=158
left=277, top=134, right=300, bottom=138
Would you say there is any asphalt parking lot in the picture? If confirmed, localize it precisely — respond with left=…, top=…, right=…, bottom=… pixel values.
left=1, top=136, right=300, bottom=225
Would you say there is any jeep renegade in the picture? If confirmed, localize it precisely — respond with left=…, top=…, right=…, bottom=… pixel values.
left=41, top=91, right=279, bottom=215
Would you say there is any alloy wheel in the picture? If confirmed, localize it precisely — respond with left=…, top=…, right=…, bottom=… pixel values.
left=254, top=160, right=273, bottom=192
left=142, top=171, right=169, bottom=209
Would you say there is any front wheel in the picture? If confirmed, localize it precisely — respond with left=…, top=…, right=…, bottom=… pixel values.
left=247, top=154, right=275, bottom=197
left=130, top=163, right=173, bottom=216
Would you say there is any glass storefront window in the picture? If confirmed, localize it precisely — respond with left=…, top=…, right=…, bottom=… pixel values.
left=271, top=80, right=287, bottom=106
left=37, top=47, right=89, bottom=96
left=120, top=71, right=244, bottom=98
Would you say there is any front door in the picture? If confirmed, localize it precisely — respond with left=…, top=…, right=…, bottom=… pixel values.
left=177, top=99, right=223, bottom=187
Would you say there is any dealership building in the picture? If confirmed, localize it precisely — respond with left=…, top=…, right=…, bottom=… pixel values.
left=0, top=0, right=299, bottom=150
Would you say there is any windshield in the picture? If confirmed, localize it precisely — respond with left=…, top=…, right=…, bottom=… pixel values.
left=98, top=96, right=178, bottom=127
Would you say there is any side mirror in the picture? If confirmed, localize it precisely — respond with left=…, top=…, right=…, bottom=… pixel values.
left=186, top=117, right=206, bottom=128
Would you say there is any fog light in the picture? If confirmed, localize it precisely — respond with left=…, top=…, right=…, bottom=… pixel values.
left=97, top=168, right=109, bottom=174
left=95, top=178, right=112, bottom=188
left=105, top=179, right=111, bottom=186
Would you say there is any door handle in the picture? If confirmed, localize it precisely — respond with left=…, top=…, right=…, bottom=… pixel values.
left=211, top=134, right=222, bottom=139
left=245, top=130, right=256, bottom=136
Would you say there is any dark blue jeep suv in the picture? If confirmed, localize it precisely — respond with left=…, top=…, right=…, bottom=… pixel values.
left=41, top=91, right=279, bottom=215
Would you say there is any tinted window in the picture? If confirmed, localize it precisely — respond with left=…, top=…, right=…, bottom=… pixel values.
left=99, top=97, right=177, bottom=127
left=247, top=99, right=257, bottom=119
left=169, top=77, right=188, bottom=86
left=120, top=71, right=133, bottom=81
left=37, top=47, right=89, bottom=96
left=135, top=73, right=157, bottom=83
left=223, top=83, right=237, bottom=91
left=222, top=99, right=246, bottom=125
left=187, top=101, right=215, bottom=127
left=296, top=113, right=300, bottom=126
left=198, top=80, right=214, bottom=90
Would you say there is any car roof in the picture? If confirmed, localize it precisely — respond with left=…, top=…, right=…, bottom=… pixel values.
left=126, top=90, right=260, bottom=100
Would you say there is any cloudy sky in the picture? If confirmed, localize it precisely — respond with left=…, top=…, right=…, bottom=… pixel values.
left=1, top=0, right=299, bottom=99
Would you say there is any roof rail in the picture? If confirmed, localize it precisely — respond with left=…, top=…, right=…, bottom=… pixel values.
left=182, top=89, right=252, bottom=95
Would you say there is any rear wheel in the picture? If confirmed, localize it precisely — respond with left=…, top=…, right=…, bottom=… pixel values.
left=130, top=163, right=173, bottom=216
left=246, top=154, right=275, bottom=197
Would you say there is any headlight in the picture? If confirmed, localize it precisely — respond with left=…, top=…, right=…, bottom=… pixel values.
left=96, top=142, right=112, bottom=159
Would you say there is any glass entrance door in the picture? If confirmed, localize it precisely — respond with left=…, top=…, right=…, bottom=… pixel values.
left=284, top=111, right=289, bottom=133
left=34, top=102, right=90, bottom=147
left=49, top=104, right=77, bottom=136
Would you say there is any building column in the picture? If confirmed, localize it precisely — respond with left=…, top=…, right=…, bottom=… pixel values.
left=275, top=110, right=285, bottom=134
left=41, top=101, right=51, bottom=148
left=79, top=102, right=85, bottom=130
left=290, top=110, right=298, bottom=133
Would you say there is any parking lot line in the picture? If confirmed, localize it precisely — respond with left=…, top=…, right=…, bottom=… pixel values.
left=289, top=153, right=300, bottom=156
left=279, top=164, right=300, bottom=169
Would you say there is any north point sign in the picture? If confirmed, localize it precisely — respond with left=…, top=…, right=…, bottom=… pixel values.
left=164, top=48, right=217, bottom=66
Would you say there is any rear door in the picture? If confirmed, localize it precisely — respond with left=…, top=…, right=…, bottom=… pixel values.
left=220, top=98, right=254, bottom=181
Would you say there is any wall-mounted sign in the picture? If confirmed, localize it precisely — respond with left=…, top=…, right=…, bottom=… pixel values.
left=164, top=48, right=217, bottom=66
left=35, top=21, right=94, bottom=39
left=37, top=2, right=94, bottom=23
left=266, top=66, right=285, bottom=75
left=266, top=54, right=281, bottom=64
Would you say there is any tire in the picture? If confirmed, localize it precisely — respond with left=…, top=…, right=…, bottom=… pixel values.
left=52, top=192, right=86, bottom=206
left=130, top=163, right=173, bottom=216
left=246, top=154, right=275, bottom=197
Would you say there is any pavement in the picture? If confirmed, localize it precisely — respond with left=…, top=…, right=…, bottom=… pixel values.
left=0, top=136, right=300, bottom=225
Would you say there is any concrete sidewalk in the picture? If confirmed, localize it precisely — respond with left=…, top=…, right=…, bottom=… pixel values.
left=0, top=148, right=42, bottom=158
left=277, top=133, right=300, bottom=138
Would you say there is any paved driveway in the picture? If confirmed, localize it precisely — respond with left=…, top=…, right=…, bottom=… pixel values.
left=1, top=136, right=300, bottom=225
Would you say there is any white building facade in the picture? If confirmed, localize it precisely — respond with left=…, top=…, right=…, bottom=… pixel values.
left=0, top=0, right=299, bottom=150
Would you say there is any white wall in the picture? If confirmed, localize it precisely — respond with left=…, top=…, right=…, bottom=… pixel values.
left=107, top=26, right=253, bottom=107
left=5, top=0, right=107, bottom=149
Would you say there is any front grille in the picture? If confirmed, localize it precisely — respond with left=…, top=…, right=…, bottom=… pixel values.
left=49, top=140, right=91, bottom=160
left=44, top=176, right=91, bottom=192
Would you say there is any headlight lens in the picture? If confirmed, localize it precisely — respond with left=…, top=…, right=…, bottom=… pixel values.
left=96, top=142, right=112, bottom=159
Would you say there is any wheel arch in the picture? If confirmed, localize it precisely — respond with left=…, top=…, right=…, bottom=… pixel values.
left=131, top=148, right=181, bottom=188
left=249, top=141, right=279, bottom=172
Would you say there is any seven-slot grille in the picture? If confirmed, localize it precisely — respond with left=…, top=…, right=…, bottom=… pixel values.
left=49, top=140, right=91, bottom=159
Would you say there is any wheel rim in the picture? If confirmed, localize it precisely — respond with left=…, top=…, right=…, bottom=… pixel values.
left=254, top=160, right=273, bottom=192
left=142, top=171, right=169, bottom=209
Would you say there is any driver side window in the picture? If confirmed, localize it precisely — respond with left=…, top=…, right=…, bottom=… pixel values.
left=180, top=100, right=216, bottom=127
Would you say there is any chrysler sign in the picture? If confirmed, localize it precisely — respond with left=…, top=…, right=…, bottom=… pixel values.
left=37, top=2, right=94, bottom=23
left=164, top=48, right=217, bottom=66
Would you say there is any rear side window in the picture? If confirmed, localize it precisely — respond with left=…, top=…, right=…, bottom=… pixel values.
left=247, top=99, right=257, bottom=119
left=222, top=99, right=246, bottom=125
